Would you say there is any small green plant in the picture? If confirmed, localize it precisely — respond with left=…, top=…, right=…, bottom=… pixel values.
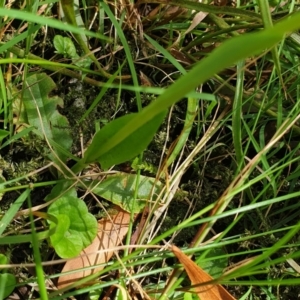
left=53, top=34, right=92, bottom=69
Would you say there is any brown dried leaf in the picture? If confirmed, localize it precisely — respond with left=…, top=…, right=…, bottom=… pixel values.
left=184, top=11, right=208, bottom=35
left=171, top=245, right=236, bottom=300
left=57, top=211, right=131, bottom=289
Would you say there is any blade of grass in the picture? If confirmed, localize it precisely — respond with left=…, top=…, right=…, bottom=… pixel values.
left=226, top=220, right=300, bottom=280
left=101, top=2, right=142, bottom=110
left=232, top=60, right=245, bottom=173
left=193, top=107, right=300, bottom=246
left=0, top=65, right=6, bottom=129
left=0, top=8, right=109, bottom=41
left=144, top=33, right=199, bottom=168
left=28, top=194, right=48, bottom=300
left=162, top=105, right=300, bottom=298
left=76, top=12, right=300, bottom=172
left=0, top=229, right=55, bottom=244
left=0, top=189, right=30, bottom=236
left=139, top=0, right=261, bottom=20
left=258, top=0, right=286, bottom=99
left=78, top=65, right=121, bottom=123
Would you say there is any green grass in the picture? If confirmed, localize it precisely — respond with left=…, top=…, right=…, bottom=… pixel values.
left=1, top=0, right=300, bottom=299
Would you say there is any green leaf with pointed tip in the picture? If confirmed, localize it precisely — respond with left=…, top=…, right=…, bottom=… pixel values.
left=48, top=196, right=97, bottom=258
left=74, top=11, right=300, bottom=174
left=86, top=10, right=300, bottom=164
left=83, top=111, right=166, bottom=169
left=82, top=173, right=163, bottom=213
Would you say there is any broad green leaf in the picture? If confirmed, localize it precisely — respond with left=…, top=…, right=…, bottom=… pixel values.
left=83, top=111, right=166, bottom=169
left=44, top=182, right=77, bottom=201
left=0, top=273, right=16, bottom=298
left=23, top=73, right=72, bottom=161
left=49, top=214, right=83, bottom=258
left=49, top=214, right=71, bottom=246
left=48, top=196, right=97, bottom=258
left=53, top=35, right=77, bottom=58
left=90, top=8, right=300, bottom=162
left=82, top=173, right=163, bottom=213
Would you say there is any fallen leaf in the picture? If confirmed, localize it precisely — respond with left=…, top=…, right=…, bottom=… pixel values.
left=171, top=245, right=236, bottom=300
left=57, top=211, right=131, bottom=289
left=184, top=11, right=208, bottom=35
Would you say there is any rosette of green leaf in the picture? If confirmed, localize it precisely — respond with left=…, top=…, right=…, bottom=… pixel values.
left=22, top=73, right=73, bottom=164
left=0, top=254, right=16, bottom=299
left=47, top=196, right=98, bottom=258
left=81, top=173, right=163, bottom=213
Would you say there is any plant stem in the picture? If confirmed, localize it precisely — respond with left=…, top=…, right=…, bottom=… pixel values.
left=4, top=43, right=131, bottom=83
left=166, top=97, right=198, bottom=168
left=29, top=206, right=49, bottom=300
